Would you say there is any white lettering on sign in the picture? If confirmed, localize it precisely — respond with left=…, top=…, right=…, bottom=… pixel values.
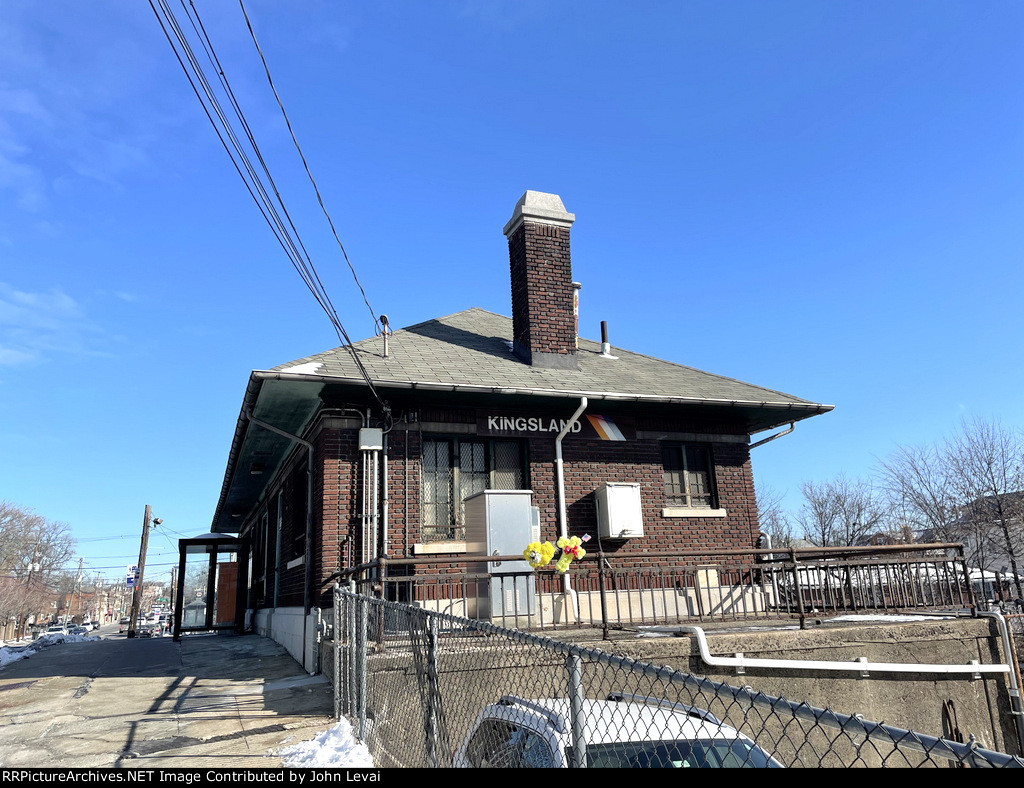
left=486, top=415, right=583, bottom=434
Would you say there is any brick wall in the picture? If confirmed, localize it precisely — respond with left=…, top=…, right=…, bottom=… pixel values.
left=508, top=222, right=576, bottom=358
left=276, top=459, right=308, bottom=608
left=317, top=427, right=359, bottom=589
left=529, top=436, right=758, bottom=564
left=268, top=407, right=761, bottom=609
left=309, top=418, right=757, bottom=567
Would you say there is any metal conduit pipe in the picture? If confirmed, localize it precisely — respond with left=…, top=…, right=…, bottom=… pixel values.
left=675, top=624, right=1013, bottom=676
left=979, top=611, right=1024, bottom=756
left=371, top=450, right=379, bottom=562
left=556, top=397, right=588, bottom=606
left=365, top=451, right=371, bottom=564
left=381, top=433, right=389, bottom=558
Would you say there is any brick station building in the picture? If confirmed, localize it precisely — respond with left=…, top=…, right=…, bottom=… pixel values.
left=209, top=191, right=832, bottom=669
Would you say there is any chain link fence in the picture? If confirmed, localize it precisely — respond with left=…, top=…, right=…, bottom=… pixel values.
left=324, top=587, right=1024, bottom=768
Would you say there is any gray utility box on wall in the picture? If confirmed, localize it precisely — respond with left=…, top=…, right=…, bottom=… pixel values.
left=595, top=482, right=644, bottom=539
left=465, top=490, right=540, bottom=619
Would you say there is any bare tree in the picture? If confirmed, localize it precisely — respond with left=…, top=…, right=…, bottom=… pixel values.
left=797, top=476, right=888, bottom=547
left=944, top=418, right=1024, bottom=598
left=0, top=501, right=76, bottom=636
left=878, top=443, right=960, bottom=542
left=755, top=484, right=794, bottom=548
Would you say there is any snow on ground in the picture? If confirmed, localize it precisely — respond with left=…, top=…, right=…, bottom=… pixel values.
left=827, top=614, right=954, bottom=623
left=276, top=718, right=375, bottom=768
left=0, top=632, right=100, bottom=669
left=636, top=624, right=802, bottom=638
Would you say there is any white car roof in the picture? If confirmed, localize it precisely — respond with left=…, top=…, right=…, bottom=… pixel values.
left=495, top=698, right=739, bottom=746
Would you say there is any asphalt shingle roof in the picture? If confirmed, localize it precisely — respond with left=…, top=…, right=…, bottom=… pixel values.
left=268, top=308, right=826, bottom=409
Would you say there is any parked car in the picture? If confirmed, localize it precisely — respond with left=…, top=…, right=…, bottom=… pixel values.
left=453, top=693, right=783, bottom=768
left=44, top=624, right=68, bottom=637
left=67, top=626, right=89, bottom=636
left=118, top=617, right=131, bottom=633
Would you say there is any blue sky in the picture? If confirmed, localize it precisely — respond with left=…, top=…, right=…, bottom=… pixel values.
left=1, top=1, right=1021, bottom=582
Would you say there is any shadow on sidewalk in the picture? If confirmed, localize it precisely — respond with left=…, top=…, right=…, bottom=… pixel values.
left=0, top=632, right=334, bottom=767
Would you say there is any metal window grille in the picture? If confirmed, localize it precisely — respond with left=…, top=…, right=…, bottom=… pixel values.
left=422, top=438, right=527, bottom=543
left=662, top=444, right=715, bottom=508
left=422, top=439, right=454, bottom=541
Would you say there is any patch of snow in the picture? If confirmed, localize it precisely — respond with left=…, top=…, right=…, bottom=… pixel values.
left=828, top=614, right=953, bottom=623
left=262, top=674, right=329, bottom=693
left=278, top=362, right=323, bottom=375
left=276, top=719, right=375, bottom=768
left=0, top=632, right=99, bottom=670
left=0, top=647, right=30, bottom=669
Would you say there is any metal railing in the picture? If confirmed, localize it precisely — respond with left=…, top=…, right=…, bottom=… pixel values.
left=328, top=544, right=975, bottom=634
left=326, top=588, right=1022, bottom=768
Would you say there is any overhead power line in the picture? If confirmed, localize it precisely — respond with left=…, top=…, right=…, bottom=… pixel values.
left=238, top=0, right=381, bottom=338
left=147, top=0, right=391, bottom=425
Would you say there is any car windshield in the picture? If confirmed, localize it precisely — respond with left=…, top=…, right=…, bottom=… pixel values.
left=584, top=738, right=779, bottom=768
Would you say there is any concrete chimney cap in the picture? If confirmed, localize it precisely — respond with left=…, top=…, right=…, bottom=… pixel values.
left=503, top=190, right=576, bottom=236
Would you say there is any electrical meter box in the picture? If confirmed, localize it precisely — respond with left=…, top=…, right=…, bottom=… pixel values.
left=465, top=490, right=538, bottom=619
left=595, top=482, right=644, bottom=539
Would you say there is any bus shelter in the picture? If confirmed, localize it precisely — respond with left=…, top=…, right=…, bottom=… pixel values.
left=173, top=532, right=249, bottom=640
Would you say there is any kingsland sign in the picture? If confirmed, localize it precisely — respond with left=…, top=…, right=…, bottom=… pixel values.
left=477, top=412, right=635, bottom=441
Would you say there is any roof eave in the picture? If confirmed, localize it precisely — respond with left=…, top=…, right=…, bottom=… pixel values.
left=211, top=370, right=832, bottom=531
left=252, top=369, right=834, bottom=416
left=211, top=372, right=265, bottom=533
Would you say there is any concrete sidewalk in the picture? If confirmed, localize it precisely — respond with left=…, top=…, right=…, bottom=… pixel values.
left=0, top=633, right=334, bottom=768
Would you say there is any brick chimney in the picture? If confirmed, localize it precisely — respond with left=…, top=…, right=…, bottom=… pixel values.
left=503, top=191, right=578, bottom=369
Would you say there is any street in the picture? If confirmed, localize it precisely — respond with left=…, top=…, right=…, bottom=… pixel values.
left=0, top=624, right=334, bottom=767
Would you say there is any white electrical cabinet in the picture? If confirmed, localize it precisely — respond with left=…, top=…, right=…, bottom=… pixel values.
left=358, top=428, right=383, bottom=451
left=595, top=482, right=644, bottom=539
left=465, top=490, right=538, bottom=619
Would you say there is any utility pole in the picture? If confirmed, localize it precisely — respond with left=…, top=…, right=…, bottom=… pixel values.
left=64, top=558, right=84, bottom=626
left=127, top=505, right=152, bottom=639
left=16, top=542, right=41, bottom=640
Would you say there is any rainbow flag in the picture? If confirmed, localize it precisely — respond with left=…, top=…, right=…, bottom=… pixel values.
left=586, top=414, right=627, bottom=441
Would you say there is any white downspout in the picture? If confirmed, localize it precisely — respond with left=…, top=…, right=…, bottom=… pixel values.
left=556, top=397, right=588, bottom=616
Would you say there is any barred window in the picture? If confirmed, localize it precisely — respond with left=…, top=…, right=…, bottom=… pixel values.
left=661, top=444, right=717, bottom=508
left=422, top=437, right=527, bottom=542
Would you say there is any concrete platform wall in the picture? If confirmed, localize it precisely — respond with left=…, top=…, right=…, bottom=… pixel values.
left=613, top=617, right=1018, bottom=757
left=253, top=606, right=319, bottom=673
